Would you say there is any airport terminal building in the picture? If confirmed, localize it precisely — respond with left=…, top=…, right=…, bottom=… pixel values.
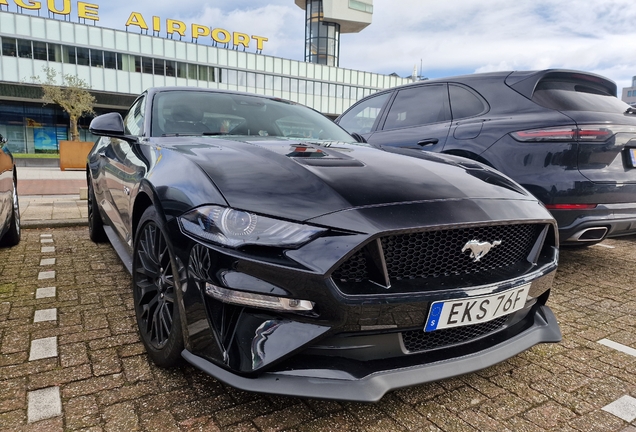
left=0, top=0, right=409, bottom=154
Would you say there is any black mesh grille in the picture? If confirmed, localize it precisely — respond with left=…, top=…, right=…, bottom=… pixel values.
left=332, top=224, right=541, bottom=285
left=401, top=316, right=508, bottom=353
left=333, top=247, right=368, bottom=283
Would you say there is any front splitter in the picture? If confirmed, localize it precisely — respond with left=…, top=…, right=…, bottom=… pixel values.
left=181, top=305, right=561, bottom=402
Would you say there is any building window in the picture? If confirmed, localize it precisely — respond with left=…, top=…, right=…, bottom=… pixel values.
left=187, top=63, right=197, bottom=80
left=154, top=58, right=165, bottom=76
left=198, top=65, right=208, bottom=81
left=629, top=91, right=633, bottom=97
left=176, top=62, right=187, bottom=78
left=226, top=69, right=237, bottom=85
left=1, top=37, right=17, bottom=57
left=118, top=54, right=135, bottom=72
left=165, top=60, right=176, bottom=77
left=90, top=49, right=103, bottom=67
left=237, top=70, right=246, bottom=86
left=103, top=51, right=117, bottom=69
left=33, top=41, right=47, bottom=60
left=48, top=43, right=61, bottom=62
left=349, top=0, right=373, bottom=13
left=304, top=0, right=340, bottom=66
left=76, top=47, right=89, bottom=66
left=62, top=45, right=76, bottom=64
left=17, top=39, right=32, bottom=58
left=142, top=57, right=152, bottom=74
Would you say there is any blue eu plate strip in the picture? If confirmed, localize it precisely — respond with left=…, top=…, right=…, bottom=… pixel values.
left=425, top=302, right=444, bottom=332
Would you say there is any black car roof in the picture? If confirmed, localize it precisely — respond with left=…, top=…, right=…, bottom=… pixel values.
left=387, top=69, right=617, bottom=97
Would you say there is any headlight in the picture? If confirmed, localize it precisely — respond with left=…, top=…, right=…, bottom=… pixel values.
left=179, top=205, right=326, bottom=248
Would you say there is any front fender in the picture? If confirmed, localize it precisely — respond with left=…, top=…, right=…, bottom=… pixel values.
left=139, top=145, right=228, bottom=220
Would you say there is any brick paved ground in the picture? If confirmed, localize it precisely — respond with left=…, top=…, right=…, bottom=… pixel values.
left=17, top=167, right=86, bottom=197
left=2, top=227, right=636, bottom=431
left=18, top=179, right=86, bottom=196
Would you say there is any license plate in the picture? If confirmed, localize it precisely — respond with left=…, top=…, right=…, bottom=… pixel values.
left=630, top=148, right=636, bottom=167
left=424, top=284, right=530, bottom=332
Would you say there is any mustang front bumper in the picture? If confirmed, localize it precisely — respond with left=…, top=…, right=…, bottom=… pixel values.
left=181, top=304, right=560, bottom=402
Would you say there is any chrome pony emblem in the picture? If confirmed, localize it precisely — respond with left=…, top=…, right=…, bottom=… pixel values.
left=462, top=240, right=501, bottom=262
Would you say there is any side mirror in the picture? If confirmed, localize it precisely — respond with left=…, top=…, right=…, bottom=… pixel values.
left=0, top=134, right=6, bottom=144
left=89, top=112, right=125, bottom=137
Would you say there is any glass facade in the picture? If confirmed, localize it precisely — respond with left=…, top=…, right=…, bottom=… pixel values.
left=0, top=10, right=410, bottom=154
left=304, top=0, right=340, bottom=67
left=0, top=102, right=112, bottom=154
left=0, top=35, right=383, bottom=105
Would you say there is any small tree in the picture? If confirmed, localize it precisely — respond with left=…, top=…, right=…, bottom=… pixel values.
left=33, top=67, right=96, bottom=142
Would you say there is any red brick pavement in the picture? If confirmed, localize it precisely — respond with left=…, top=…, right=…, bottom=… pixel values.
left=18, top=179, right=86, bottom=196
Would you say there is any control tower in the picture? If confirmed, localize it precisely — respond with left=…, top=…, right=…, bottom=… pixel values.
left=295, top=0, right=373, bottom=67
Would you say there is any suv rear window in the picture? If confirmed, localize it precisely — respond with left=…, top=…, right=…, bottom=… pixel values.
left=532, top=80, right=630, bottom=113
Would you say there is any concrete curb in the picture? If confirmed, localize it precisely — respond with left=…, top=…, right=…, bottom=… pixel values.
left=14, top=158, right=60, bottom=168
left=22, top=219, right=88, bottom=229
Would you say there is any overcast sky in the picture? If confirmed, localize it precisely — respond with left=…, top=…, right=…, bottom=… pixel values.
left=19, top=0, right=636, bottom=92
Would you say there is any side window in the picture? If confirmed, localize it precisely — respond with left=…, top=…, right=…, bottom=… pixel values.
left=382, top=85, right=450, bottom=130
left=449, top=85, right=488, bottom=119
left=338, top=92, right=391, bottom=134
left=123, top=97, right=146, bottom=136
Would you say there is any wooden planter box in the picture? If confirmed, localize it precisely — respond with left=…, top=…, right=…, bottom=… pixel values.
left=59, top=140, right=93, bottom=171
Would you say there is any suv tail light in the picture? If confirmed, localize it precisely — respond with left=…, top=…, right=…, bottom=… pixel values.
left=544, top=204, right=597, bottom=210
left=511, top=125, right=614, bottom=142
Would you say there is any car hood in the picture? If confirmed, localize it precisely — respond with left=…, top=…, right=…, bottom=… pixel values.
left=165, top=136, right=534, bottom=222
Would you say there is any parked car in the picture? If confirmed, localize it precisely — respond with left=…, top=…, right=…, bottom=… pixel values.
left=87, top=87, right=560, bottom=402
left=0, top=134, right=20, bottom=247
left=336, top=69, right=636, bottom=246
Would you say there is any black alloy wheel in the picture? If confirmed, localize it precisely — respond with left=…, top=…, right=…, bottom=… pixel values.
left=1, top=175, right=20, bottom=246
left=87, top=180, right=107, bottom=243
left=132, top=206, right=184, bottom=367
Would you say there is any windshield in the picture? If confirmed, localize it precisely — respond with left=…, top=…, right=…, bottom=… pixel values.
left=151, top=90, right=354, bottom=141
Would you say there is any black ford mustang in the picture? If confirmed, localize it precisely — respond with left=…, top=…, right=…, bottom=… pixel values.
left=87, top=87, right=561, bottom=402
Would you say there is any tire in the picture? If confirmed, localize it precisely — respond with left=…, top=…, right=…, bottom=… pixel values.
left=132, top=206, right=184, bottom=367
left=0, top=175, right=20, bottom=247
left=87, top=180, right=107, bottom=243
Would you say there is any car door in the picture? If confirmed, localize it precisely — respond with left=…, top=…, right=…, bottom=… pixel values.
left=0, top=137, right=11, bottom=229
left=103, top=97, right=146, bottom=244
left=444, top=84, right=491, bottom=153
left=367, top=84, right=451, bottom=152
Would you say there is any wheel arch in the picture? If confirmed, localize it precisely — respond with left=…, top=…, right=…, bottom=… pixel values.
left=132, top=186, right=155, bottom=241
